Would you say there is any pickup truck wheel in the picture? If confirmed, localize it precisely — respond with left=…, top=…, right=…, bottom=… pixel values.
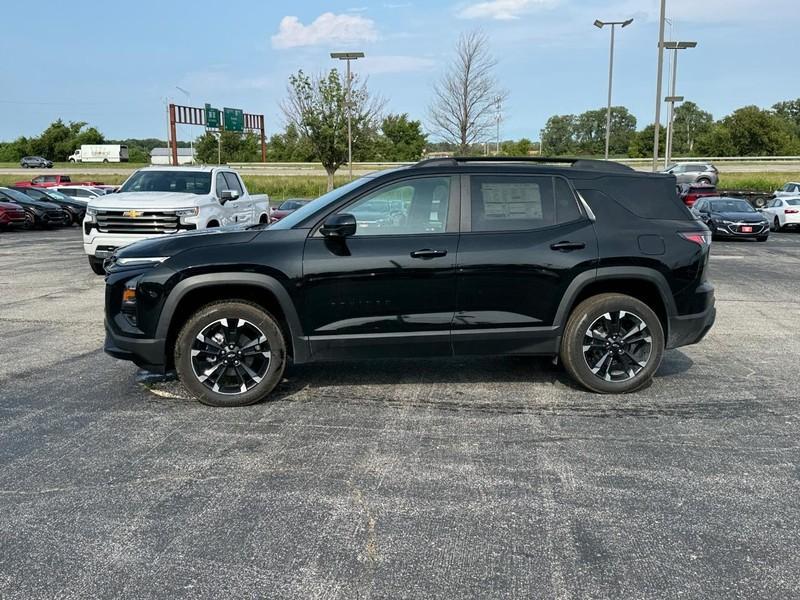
left=206, top=220, right=219, bottom=228
left=560, top=293, right=664, bottom=394
left=174, top=301, right=286, bottom=407
left=88, top=256, right=106, bottom=275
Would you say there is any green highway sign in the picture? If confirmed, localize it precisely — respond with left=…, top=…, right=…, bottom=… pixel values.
left=205, top=103, right=220, bottom=129
left=223, top=107, right=244, bottom=132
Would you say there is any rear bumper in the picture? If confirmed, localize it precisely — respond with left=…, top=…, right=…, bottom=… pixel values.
left=104, top=322, right=167, bottom=373
left=667, top=304, right=716, bottom=349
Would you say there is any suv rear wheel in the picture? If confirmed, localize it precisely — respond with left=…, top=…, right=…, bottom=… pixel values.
left=561, top=293, right=664, bottom=394
left=174, top=301, right=286, bottom=407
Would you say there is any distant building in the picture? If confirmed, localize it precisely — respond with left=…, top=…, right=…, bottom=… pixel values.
left=150, top=148, right=196, bottom=166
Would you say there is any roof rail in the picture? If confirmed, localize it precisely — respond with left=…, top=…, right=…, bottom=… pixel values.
left=415, top=156, right=634, bottom=173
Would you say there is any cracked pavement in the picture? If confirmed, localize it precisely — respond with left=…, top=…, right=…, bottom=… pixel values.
left=1, top=227, right=799, bottom=599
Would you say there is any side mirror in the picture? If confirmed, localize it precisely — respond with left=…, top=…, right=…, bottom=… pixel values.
left=219, top=189, right=239, bottom=203
left=321, top=213, right=357, bottom=238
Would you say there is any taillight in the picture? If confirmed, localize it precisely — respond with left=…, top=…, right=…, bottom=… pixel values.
left=785, top=209, right=799, bottom=214
left=679, top=231, right=711, bottom=246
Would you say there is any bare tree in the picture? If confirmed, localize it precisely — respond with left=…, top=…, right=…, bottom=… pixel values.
left=428, top=30, right=508, bottom=154
left=282, top=69, right=384, bottom=190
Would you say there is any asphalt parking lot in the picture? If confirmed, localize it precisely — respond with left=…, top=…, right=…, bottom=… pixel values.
left=1, top=227, right=799, bottom=599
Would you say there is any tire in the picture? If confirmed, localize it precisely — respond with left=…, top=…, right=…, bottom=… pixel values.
left=103, top=159, right=109, bottom=163
left=88, top=256, right=106, bottom=275
left=560, top=293, right=665, bottom=394
left=174, top=301, right=287, bottom=407
left=697, top=178, right=712, bottom=185
left=773, top=217, right=783, bottom=232
left=206, top=220, right=219, bottom=228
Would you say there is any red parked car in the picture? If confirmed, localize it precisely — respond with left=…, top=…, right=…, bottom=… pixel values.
left=0, top=200, right=29, bottom=230
left=14, top=174, right=105, bottom=188
left=678, top=183, right=718, bottom=207
left=269, top=199, right=310, bottom=223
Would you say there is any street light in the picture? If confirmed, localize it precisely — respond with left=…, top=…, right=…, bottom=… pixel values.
left=662, top=41, right=697, bottom=168
left=175, top=86, right=193, bottom=164
left=594, top=18, right=633, bottom=160
left=330, top=51, right=365, bottom=180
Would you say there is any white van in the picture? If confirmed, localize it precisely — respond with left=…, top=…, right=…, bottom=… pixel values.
left=68, top=144, right=129, bottom=163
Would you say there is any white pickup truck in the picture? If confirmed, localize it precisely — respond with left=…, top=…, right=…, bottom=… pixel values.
left=83, top=166, right=269, bottom=274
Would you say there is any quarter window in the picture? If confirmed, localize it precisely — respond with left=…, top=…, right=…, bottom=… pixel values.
left=342, top=177, right=451, bottom=236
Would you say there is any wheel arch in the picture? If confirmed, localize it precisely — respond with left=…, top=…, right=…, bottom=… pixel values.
left=555, top=268, right=677, bottom=343
left=157, top=273, right=309, bottom=369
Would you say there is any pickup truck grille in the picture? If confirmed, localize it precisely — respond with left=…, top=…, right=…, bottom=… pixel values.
left=95, top=210, right=179, bottom=234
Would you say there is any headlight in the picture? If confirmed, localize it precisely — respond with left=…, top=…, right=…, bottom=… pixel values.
left=115, top=256, right=168, bottom=266
left=175, top=207, right=199, bottom=217
left=721, top=219, right=733, bottom=225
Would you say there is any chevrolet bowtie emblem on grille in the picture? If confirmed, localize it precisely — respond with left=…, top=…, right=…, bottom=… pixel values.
left=123, top=210, right=142, bottom=218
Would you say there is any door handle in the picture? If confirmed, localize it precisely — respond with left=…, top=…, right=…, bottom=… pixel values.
left=410, top=249, right=448, bottom=259
left=550, top=241, right=586, bottom=251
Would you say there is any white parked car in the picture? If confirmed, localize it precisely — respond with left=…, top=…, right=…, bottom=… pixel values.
left=52, top=186, right=106, bottom=204
left=762, top=196, right=800, bottom=232
left=82, top=166, right=270, bottom=274
left=773, top=182, right=800, bottom=198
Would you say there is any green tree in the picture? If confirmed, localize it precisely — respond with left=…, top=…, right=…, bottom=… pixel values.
left=195, top=131, right=261, bottom=164
left=627, top=123, right=666, bottom=158
left=573, top=107, right=636, bottom=156
left=541, top=114, right=576, bottom=156
left=378, top=113, right=427, bottom=161
left=499, top=138, right=533, bottom=156
left=281, top=69, right=384, bottom=190
left=266, top=123, right=317, bottom=162
left=773, top=98, right=800, bottom=129
left=696, top=105, right=799, bottom=156
left=671, top=102, right=713, bottom=155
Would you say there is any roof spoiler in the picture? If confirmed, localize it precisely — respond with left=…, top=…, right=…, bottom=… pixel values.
left=415, top=156, right=635, bottom=173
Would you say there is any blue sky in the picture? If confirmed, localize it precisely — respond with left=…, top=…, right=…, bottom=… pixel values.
left=1, top=0, right=797, bottom=143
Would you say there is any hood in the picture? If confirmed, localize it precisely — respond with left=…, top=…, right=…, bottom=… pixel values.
left=0, top=201, right=23, bottom=211
left=713, top=211, right=766, bottom=222
left=88, top=191, right=211, bottom=210
left=9, top=197, right=61, bottom=210
left=114, top=226, right=259, bottom=260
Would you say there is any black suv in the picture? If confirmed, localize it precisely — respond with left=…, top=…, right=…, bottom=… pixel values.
left=104, top=158, right=716, bottom=406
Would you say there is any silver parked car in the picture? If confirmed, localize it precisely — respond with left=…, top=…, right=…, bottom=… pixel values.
left=663, top=162, right=719, bottom=186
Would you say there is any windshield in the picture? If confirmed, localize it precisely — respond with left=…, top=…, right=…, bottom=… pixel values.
left=278, top=200, right=307, bottom=210
left=0, top=187, right=36, bottom=203
left=269, top=178, right=373, bottom=229
left=120, top=170, right=211, bottom=194
left=710, top=199, right=755, bottom=213
left=43, top=190, right=71, bottom=201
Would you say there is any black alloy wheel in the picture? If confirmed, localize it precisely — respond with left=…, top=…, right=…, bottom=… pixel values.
left=561, top=293, right=664, bottom=394
left=175, top=301, right=286, bottom=407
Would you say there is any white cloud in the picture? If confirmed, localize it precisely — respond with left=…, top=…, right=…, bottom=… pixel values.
left=359, top=55, right=437, bottom=74
left=271, top=13, right=378, bottom=49
left=457, top=0, right=558, bottom=20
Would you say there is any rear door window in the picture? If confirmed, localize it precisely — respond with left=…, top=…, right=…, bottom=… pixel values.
left=470, top=175, right=556, bottom=232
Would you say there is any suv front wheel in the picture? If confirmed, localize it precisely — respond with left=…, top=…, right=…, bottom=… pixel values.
left=561, top=293, right=665, bottom=394
left=174, top=301, right=287, bottom=407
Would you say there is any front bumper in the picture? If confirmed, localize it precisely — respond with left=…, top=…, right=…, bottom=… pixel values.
left=712, top=222, right=769, bottom=237
left=84, top=232, right=158, bottom=258
left=104, top=321, right=167, bottom=373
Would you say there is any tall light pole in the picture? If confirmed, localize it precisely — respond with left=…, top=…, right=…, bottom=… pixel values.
left=652, top=0, right=667, bottom=171
left=494, top=96, right=502, bottom=155
left=175, top=86, right=193, bottom=164
left=330, top=51, right=365, bottom=180
left=594, top=18, right=633, bottom=160
left=663, top=41, right=697, bottom=168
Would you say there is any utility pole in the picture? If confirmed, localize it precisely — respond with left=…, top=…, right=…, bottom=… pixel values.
left=594, top=18, right=634, bottom=160
left=652, top=0, right=667, bottom=171
left=331, top=52, right=365, bottom=180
